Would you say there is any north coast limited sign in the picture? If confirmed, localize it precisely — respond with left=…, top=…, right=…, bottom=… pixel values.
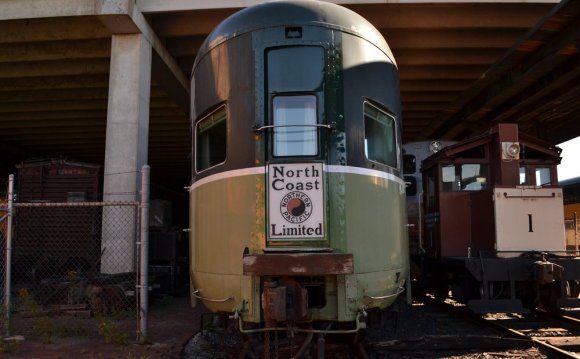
left=268, top=163, right=324, bottom=239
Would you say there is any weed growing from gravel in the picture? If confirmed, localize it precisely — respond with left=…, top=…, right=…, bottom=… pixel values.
left=96, top=314, right=128, bottom=345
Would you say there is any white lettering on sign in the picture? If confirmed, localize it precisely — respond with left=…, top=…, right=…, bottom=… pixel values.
left=268, top=163, right=324, bottom=240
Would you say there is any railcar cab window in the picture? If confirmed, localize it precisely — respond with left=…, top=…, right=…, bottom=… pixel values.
left=442, top=164, right=489, bottom=192
left=536, top=167, right=552, bottom=186
left=272, top=95, right=317, bottom=157
left=519, top=166, right=553, bottom=186
left=196, top=105, right=227, bottom=172
left=364, top=102, right=397, bottom=168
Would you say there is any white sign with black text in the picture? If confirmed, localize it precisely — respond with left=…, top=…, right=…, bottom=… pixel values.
left=268, top=163, right=325, bottom=240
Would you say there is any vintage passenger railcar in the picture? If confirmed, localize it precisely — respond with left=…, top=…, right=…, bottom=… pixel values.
left=410, top=123, right=580, bottom=312
left=188, top=0, right=408, bottom=342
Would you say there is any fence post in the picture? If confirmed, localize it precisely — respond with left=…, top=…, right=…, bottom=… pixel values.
left=138, top=165, right=150, bottom=343
left=4, top=174, right=14, bottom=336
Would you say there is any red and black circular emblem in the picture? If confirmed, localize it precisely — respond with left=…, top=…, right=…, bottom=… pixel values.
left=280, top=191, right=312, bottom=223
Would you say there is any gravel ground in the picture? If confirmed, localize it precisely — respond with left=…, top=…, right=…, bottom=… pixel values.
left=182, top=296, right=552, bottom=358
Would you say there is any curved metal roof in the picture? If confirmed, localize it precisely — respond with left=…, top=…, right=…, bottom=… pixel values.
left=196, top=0, right=394, bottom=65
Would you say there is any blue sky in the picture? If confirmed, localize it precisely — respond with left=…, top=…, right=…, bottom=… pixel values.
left=558, top=136, right=580, bottom=181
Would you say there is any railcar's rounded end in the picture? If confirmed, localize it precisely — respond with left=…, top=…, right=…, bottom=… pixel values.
left=195, top=0, right=392, bottom=67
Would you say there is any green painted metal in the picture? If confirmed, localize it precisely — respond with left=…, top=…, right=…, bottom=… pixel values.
left=190, top=170, right=408, bottom=321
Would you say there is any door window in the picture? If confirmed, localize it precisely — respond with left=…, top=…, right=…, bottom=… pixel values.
left=272, top=95, right=318, bottom=157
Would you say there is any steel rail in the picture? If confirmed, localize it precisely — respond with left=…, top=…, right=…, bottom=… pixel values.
left=480, top=317, right=579, bottom=359
left=416, top=290, right=580, bottom=358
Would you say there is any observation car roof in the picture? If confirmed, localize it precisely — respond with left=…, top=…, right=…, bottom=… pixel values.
left=194, top=0, right=395, bottom=68
left=560, top=176, right=580, bottom=187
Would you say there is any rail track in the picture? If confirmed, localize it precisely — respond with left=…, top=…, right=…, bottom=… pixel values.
left=479, top=309, right=580, bottom=358
left=182, top=294, right=552, bottom=358
left=413, top=290, right=580, bottom=359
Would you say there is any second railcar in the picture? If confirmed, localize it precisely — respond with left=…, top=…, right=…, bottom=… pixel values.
left=188, top=0, right=408, bottom=338
left=415, top=124, right=580, bottom=312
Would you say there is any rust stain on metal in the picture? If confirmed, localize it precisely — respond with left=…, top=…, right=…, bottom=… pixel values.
left=243, top=253, right=353, bottom=276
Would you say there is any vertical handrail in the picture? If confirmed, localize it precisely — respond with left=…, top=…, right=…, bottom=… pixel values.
left=138, top=165, right=150, bottom=343
left=5, top=174, right=14, bottom=336
left=574, top=212, right=578, bottom=254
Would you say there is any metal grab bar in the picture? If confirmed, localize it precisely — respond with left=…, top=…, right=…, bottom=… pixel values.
left=233, top=310, right=367, bottom=335
left=191, top=289, right=234, bottom=303
left=252, top=123, right=335, bottom=133
left=503, top=192, right=555, bottom=199
left=364, top=286, right=405, bottom=300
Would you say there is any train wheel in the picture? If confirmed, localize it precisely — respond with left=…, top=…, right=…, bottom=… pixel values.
left=539, top=282, right=562, bottom=313
left=434, top=272, right=450, bottom=302
left=517, top=283, right=540, bottom=310
left=451, top=273, right=480, bottom=303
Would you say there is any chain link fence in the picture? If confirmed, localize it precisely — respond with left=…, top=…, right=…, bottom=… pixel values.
left=1, top=199, right=8, bottom=334
left=2, top=167, right=151, bottom=343
left=565, top=213, right=579, bottom=252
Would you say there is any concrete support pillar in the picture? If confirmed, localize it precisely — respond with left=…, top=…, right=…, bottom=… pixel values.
left=101, top=34, right=152, bottom=274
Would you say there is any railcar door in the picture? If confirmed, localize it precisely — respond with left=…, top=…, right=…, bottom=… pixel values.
left=263, top=45, right=330, bottom=251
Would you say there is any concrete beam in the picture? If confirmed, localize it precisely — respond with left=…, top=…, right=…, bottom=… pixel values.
left=0, top=38, right=111, bottom=63
left=0, top=74, right=110, bottom=91
left=136, top=0, right=559, bottom=13
left=0, top=97, right=176, bottom=112
left=400, top=79, right=472, bottom=92
left=395, top=48, right=505, bottom=66
left=398, top=65, right=487, bottom=80
left=353, top=3, right=555, bottom=29
left=0, top=17, right=111, bottom=43
left=384, top=28, right=530, bottom=49
left=0, top=0, right=96, bottom=20
left=98, top=0, right=190, bottom=112
left=0, top=87, right=168, bottom=102
left=0, top=59, right=111, bottom=79
left=0, top=0, right=189, bottom=113
left=126, top=4, right=190, bottom=112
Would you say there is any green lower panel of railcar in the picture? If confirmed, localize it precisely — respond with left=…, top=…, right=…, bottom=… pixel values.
left=189, top=168, right=408, bottom=323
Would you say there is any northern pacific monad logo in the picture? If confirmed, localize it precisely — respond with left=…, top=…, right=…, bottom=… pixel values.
left=280, top=191, right=312, bottom=223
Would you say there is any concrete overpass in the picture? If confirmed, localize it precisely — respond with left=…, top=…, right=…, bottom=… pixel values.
left=0, top=0, right=578, bottom=199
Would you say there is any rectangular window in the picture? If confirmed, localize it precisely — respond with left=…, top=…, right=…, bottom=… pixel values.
left=535, top=167, right=551, bottom=186
left=196, top=106, right=227, bottom=172
left=273, top=95, right=317, bottom=157
left=364, top=103, right=397, bottom=168
left=519, top=167, right=527, bottom=185
left=442, top=163, right=489, bottom=192
left=403, top=154, right=416, bottom=174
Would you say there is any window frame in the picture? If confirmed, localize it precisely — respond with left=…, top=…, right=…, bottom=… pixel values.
left=440, top=163, right=489, bottom=192
left=270, top=94, right=320, bottom=158
left=363, top=101, right=398, bottom=169
left=194, top=104, right=228, bottom=174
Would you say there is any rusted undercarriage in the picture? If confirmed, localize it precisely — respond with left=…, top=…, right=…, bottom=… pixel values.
left=239, top=252, right=369, bottom=358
